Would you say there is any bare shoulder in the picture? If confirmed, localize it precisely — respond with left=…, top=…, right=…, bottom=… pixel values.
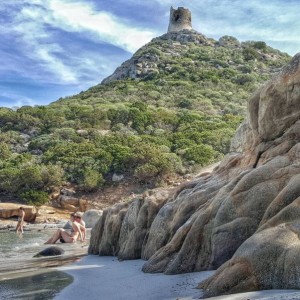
left=71, top=222, right=80, bottom=231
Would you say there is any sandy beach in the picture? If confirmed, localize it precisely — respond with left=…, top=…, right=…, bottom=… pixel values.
left=55, top=256, right=214, bottom=300
left=54, top=255, right=300, bottom=300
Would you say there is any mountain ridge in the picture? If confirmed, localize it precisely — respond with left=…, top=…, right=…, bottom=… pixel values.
left=101, top=30, right=288, bottom=85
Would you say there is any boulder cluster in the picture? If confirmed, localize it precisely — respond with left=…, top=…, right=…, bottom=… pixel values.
left=89, top=52, right=300, bottom=297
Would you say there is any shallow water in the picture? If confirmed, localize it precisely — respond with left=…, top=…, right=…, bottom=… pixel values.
left=0, top=270, right=73, bottom=300
left=0, top=230, right=51, bottom=260
left=0, top=230, right=88, bottom=299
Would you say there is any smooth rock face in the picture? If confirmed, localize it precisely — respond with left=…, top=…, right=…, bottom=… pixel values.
left=82, top=209, right=103, bottom=228
left=90, top=53, right=300, bottom=297
left=0, top=203, right=37, bottom=222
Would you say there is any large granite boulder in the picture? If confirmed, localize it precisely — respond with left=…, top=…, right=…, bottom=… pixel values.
left=0, top=203, right=37, bottom=222
left=82, top=210, right=103, bottom=228
left=89, top=53, right=300, bottom=297
left=34, top=246, right=65, bottom=257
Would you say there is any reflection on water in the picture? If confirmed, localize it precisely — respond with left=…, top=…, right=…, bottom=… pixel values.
left=0, top=270, right=73, bottom=300
left=0, top=230, right=89, bottom=299
left=0, top=231, right=75, bottom=299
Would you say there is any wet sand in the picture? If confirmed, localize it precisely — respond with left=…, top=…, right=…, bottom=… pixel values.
left=55, top=256, right=300, bottom=300
left=55, top=256, right=214, bottom=300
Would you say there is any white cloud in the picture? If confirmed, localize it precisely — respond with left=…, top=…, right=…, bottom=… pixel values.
left=19, top=0, right=157, bottom=53
left=44, top=0, right=157, bottom=52
left=0, top=0, right=158, bottom=86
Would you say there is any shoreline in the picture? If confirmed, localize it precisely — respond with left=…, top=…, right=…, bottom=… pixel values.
left=54, top=255, right=300, bottom=300
left=2, top=250, right=300, bottom=300
left=2, top=228, right=300, bottom=299
left=0, top=227, right=89, bottom=281
left=0, top=250, right=87, bottom=281
left=55, top=255, right=214, bottom=300
left=0, top=229, right=88, bottom=300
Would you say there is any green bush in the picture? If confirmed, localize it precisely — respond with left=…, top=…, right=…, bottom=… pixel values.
left=134, top=163, right=159, bottom=181
left=0, top=168, right=21, bottom=193
left=184, top=144, right=216, bottom=166
left=0, top=143, right=11, bottom=159
left=81, top=168, right=104, bottom=191
left=242, top=47, right=259, bottom=61
left=20, top=190, right=49, bottom=206
left=253, top=41, right=267, bottom=50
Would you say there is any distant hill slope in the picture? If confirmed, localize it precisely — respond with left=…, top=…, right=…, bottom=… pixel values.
left=0, top=30, right=291, bottom=205
left=53, top=30, right=290, bottom=115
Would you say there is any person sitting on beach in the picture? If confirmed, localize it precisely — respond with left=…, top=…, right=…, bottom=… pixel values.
left=74, top=212, right=86, bottom=242
left=44, top=213, right=83, bottom=244
left=16, top=207, right=25, bottom=233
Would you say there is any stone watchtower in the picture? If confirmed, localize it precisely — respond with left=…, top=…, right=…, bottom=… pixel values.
left=168, top=6, right=193, bottom=33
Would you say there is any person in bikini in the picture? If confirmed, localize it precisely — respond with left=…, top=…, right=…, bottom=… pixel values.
left=16, top=207, right=25, bottom=233
left=74, top=212, right=86, bottom=242
left=44, top=213, right=83, bottom=244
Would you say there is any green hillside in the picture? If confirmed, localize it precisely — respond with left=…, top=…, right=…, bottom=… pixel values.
left=0, top=30, right=291, bottom=204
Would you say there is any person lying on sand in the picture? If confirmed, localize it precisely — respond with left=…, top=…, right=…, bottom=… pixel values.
left=16, top=207, right=25, bottom=233
left=44, top=213, right=83, bottom=244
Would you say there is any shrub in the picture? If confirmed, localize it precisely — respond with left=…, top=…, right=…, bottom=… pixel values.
left=242, top=47, right=259, bottom=61
left=81, top=169, right=104, bottom=191
left=0, top=143, right=11, bottom=159
left=177, top=99, right=193, bottom=109
left=134, top=163, right=159, bottom=181
left=184, top=144, right=216, bottom=166
left=20, top=190, right=49, bottom=206
left=0, top=168, right=21, bottom=193
left=253, top=41, right=267, bottom=51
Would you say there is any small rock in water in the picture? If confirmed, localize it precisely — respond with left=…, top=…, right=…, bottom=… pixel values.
left=34, top=246, right=65, bottom=258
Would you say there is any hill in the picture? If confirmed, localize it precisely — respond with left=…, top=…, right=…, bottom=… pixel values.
left=89, top=50, right=300, bottom=298
left=0, top=29, right=291, bottom=205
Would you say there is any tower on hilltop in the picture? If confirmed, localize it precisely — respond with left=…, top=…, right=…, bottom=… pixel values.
left=168, top=6, right=193, bottom=33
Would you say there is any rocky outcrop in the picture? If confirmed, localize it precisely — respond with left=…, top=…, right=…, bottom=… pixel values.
left=90, top=53, right=300, bottom=296
left=101, top=30, right=214, bottom=85
left=89, top=188, right=177, bottom=258
left=34, top=246, right=65, bottom=257
left=52, top=187, right=88, bottom=213
left=0, top=203, right=37, bottom=222
left=35, top=205, right=70, bottom=224
left=82, top=209, right=103, bottom=228
left=101, top=30, right=285, bottom=87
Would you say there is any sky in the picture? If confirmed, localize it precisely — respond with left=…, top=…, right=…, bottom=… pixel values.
left=1, top=0, right=300, bottom=108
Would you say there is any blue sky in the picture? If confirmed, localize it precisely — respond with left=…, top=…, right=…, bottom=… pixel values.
left=1, top=0, right=300, bottom=108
